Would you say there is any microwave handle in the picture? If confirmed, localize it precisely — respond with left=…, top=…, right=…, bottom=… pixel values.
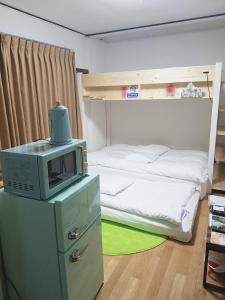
left=78, top=145, right=88, bottom=176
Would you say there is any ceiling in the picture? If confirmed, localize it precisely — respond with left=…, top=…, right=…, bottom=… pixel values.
left=1, top=0, right=225, bottom=40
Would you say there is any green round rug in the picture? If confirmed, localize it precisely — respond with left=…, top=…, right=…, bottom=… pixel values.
left=102, top=220, right=167, bottom=255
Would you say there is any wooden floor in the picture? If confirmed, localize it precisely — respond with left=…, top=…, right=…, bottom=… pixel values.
left=96, top=199, right=225, bottom=300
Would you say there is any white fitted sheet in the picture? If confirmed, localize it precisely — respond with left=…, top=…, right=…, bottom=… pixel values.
left=89, top=165, right=208, bottom=199
left=101, top=190, right=200, bottom=243
left=100, top=178, right=198, bottom=226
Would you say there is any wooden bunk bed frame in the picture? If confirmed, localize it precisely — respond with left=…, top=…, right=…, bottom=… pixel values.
left=82, top=65, right=215, bottom=101
left=78, top=63, right=225, bottom=191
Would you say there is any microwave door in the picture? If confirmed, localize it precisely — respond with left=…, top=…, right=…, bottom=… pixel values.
left=48, top=153, right=76, bottom=189
left=38, top=151, right=79, bottom=200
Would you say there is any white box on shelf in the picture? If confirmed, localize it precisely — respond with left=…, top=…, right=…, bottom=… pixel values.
left=209, top=195, right=225, bottom=206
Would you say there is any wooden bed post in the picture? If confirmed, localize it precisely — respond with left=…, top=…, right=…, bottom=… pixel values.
left=105, top=101, right=111, bottom=146
left=77, top=72, right=89, bottom=142
left=208, top=62, right=223, bottom=186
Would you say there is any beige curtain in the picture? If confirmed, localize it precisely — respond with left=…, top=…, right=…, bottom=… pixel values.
left=0, top=34, right=82, bottom=149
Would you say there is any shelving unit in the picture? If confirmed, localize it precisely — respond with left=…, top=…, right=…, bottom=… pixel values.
left=207, top=63, right=224, bottom=189
left=82, top=65, right=215, bottom=101
left=203, top=196, right=225, bottom=294
left=212, top=103, right=225, bottom=192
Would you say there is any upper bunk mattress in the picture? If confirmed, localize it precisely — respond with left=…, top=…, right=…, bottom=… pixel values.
left=88, top=144, right=208, bottom=185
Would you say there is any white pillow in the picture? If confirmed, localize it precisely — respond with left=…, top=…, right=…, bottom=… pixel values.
left=125, top=153, right=157, bottom=163
left=100, top=174, right=133, bottom=196
left=137, top=144, right=170, bottom=156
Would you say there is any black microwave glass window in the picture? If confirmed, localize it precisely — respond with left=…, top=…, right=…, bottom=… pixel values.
left=48, top=151, right=76, bottom=188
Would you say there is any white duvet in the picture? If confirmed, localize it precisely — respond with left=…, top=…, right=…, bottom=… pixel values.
left=88, top=144, right=208, bottom=184
left=98, top=172, right=198, bottom=226
left=147, top=150, right=208, bottom=183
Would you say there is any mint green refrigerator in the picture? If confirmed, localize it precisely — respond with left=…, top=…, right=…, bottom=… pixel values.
left=0, top=174, right=104, bottom=300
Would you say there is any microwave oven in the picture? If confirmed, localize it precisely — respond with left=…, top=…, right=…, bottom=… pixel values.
left=0, top=139, right=87, bottom=200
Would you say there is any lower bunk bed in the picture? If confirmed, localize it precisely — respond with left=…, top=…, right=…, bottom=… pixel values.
left=88, top=144, right=209, bottom=242
left=89, top=166, right=202, bottom=242
left=101, top=193, right=199, bottom=243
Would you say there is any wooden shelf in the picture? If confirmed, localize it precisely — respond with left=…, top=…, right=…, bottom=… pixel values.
left=219, top=106, right=225, bottom=112
left=83, top=87, right=213, bottom=101
left=213, top=181, right=225, bottom=192
left=83, top=96, right=211, bottom=101
left=215, top=145, right=225, bottom=162
left=82, top=65, right=215, bottom=101
left=213, top=163, right=225, bottom=191
left=82, top=65, right=215, bottom=87
left=222, top=70, right=225, bottom=83
left=217, top=128, right=225, bottom=136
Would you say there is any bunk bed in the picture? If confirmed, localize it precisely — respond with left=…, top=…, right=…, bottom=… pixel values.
left=78, top=63, right=224, bottom=242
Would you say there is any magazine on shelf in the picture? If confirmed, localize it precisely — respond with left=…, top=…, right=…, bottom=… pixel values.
left=211, top=215, right=225, bottom=233
left=211, top=205, right=225, bottom=217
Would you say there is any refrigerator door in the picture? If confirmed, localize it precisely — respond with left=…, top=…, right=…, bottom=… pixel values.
left=53, top=175, right=100, bottom=252
left=58, top=216, right=104, bottom=300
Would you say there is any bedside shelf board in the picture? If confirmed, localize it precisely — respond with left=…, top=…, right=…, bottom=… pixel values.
left=219, top=106, right=225, bottom=113
left=83, top=96, right=211, bottom=101
left=213, top=182, right=225, bottom=192
left=213, top=163, right=225, bottom=191
left=215, top=145, right=225, bottom=162
left=217, top=128, right=225, bottom=136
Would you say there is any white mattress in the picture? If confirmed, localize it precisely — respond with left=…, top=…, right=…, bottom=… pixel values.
left=89, top=165, right=201, bottom=242
left=88, top=144, right=208, bottom=186
left=88, top=144, right=207, bottom=242
left=101, top=190, right=200, bottom=243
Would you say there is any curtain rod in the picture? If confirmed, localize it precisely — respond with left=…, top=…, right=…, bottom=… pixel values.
left=0, top=31, right=74, bottom=52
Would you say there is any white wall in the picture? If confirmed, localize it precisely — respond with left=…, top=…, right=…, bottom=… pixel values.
left=104, top=27, right=225, bottom=71
left=82, top=101, right=107, bottom=151
left=92, top=28, right=225, bottom=151
left=109, top=100, right=212, bottom=150
left=0, top=5, right=106, bottom=72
